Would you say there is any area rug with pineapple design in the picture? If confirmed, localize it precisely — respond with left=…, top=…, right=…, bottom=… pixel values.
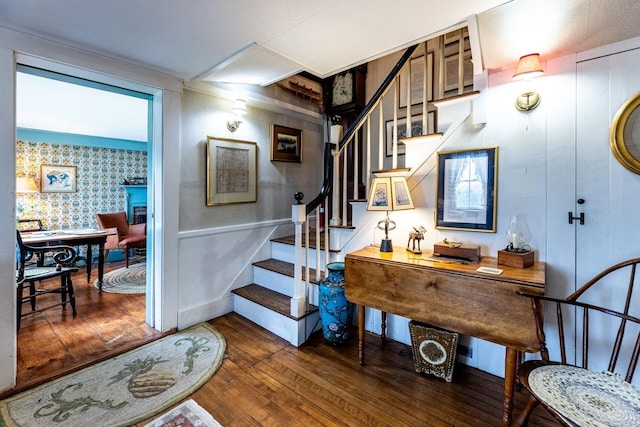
left=0, top=322, right=226, bottom=427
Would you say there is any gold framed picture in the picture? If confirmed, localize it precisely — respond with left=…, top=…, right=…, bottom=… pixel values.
left=40, top=164, right=77, bottom=193
left=206, top=136, right=257, bottom=206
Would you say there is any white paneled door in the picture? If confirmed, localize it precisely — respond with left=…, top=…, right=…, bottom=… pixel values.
left=575, top=45, right=640, bottom=380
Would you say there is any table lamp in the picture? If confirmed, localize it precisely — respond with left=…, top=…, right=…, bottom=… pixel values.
left=366, top=169, right=414, bottom=252
left=16, top=176, right=38, bottom=219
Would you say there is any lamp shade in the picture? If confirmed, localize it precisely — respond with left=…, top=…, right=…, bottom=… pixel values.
left=366, top=169, right=414, bottom=212
left=513, top=54, right=544, bottom=80
left=16, top=177, right=38, bottom=193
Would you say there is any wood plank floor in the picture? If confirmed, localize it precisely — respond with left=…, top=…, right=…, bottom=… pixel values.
left=11, top=260, right=558, bottom=426
left=13, top=254, right=162, bottom=393
left=136, top=314, right=559, bottom=426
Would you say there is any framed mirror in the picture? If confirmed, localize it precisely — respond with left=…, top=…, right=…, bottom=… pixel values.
left=610, top=92, right=640, bottom=174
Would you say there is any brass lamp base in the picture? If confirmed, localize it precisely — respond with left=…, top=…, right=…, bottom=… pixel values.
left=380, top=239, right=393, bottom=253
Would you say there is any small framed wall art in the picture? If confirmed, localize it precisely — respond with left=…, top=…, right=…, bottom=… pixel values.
left=40, top=164, right=77, bottom=193
left=206, top=136, right=257, bottom=206
left=435, top=146, right=498, bottom=232
left=271, top=124, right=302, bottom=162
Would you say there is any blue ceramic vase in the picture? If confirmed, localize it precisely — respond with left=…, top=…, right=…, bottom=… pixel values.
left=319, top=262, right=354, bottom=345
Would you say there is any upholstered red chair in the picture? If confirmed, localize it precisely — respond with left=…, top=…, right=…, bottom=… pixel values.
left=95, top=212, right=146, bottom=268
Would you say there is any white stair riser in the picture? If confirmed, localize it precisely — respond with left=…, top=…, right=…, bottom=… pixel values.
left=270, top=241, right=325, bottom=269
left=253, top=267, right=295, bottom=296
left=252, top=266, right=321, bottom=304
left=233, top=295, right=320, bottom=347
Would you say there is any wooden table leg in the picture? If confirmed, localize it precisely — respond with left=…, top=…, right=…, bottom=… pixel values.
left=358, top=304, right=365, bottom=365
left=503, top=347, right=518, bottom=427
left=97, top=242, right=105, bottom=291
left=85, top=243, right=93, bottom=283
left=381, top=311, right=387, bottom=344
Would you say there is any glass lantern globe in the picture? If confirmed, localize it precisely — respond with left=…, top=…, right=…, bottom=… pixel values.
left=506, top=214, right=531, bottom=253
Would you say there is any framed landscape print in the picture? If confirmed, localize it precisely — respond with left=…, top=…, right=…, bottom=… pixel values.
left=435, top=147, right=497, bottom=232
left=40, top=164, right=77, bottom=193
left=271, top=124, right=302, bottom=162
left=206, top=136, right=257, bottom=206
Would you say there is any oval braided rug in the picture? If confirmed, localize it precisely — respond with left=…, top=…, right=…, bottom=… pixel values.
left=95, top=263, right=146, bottom=294
left=0, top=322, right=226, bottom=427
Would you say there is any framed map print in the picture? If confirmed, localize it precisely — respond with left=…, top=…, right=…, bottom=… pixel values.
left=206, top=136, right=257, bottom=206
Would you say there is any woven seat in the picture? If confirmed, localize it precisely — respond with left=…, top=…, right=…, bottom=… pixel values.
left=514, top=258, right=640, bottom=426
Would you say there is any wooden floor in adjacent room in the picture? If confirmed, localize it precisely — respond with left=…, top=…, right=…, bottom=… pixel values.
left=13, top=255, right=162, bottom=392
left=11, top=260, right=558, bottom=426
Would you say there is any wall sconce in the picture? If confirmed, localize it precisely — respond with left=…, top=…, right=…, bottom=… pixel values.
left=226, top=99, right=247, bottom=132
left=366, top=169, right=414, bottom=252
left=513, top=53, right=544, bottom=112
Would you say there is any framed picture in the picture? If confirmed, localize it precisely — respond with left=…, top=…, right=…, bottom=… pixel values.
left=271, top=124, right=302, bottom=162
left=385, top=111, right=437, bottom=157
left=399, top=52, right=434, bottom=108
left=40, top=164, right=77, bottom=193
left=444, top=50, right=473, bottom=93
left=435, top=147, right=498, bottom=232
left=206, top=136, right=257, bottom=206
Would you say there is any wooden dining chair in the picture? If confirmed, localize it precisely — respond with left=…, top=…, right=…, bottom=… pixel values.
left=16, top=230, right=79, bottom=331
left=513, top=258, right=640, bottom=426
left=95, top=211, right=146, bottom=268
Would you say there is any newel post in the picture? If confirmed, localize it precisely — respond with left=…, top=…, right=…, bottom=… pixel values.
left=291, top=192, right=306, bottom=317
left=329, top=124, right=343, bottom=226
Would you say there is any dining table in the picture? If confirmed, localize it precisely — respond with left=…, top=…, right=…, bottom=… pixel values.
left=20, top=229, right=108, bottom=290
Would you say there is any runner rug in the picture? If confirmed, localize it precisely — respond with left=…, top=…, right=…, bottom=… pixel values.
left=95, top=262, right=146, bottom=294
left=0, top=323, right=226, bottom=427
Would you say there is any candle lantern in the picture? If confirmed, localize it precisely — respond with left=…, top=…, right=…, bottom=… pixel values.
left=498, top=214, right=534, bottom=268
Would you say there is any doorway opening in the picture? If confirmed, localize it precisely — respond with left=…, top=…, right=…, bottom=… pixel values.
left=14, top=65, right=161, bottom=388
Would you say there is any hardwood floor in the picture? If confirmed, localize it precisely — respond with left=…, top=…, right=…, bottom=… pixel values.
left=137, top=314, right=559, bottom=426
left=13, top=255, right=162, bottom=393
left=11, top=259, right=558, bottom=426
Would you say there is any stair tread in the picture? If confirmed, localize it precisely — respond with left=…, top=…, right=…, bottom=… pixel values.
left=232, top=284, right=318, bottom=320
left=272, top=233, right=341, bottom=252
left=272, top=229, right=327, bottom=245
left=253, top=258, right=322, bottom=284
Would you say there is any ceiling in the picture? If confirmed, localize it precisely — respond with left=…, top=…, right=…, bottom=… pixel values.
left=4, top=0, right=639, bottom=88
left=2, top=0, right=640, bottom=95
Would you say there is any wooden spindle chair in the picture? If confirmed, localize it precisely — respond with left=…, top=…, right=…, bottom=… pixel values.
left=16, top=230, right=79, bottom=331
left=514, top=258, right=640, bottom=426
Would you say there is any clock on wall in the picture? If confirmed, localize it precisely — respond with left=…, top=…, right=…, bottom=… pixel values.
left=324, top=66, right=366, bottom=116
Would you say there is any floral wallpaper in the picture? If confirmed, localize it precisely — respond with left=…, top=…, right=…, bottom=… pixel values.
left=16, top=140, right=147, bottom=230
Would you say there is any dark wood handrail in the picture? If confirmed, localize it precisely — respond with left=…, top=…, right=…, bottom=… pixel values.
left=302, top=43, right=420, bottom=214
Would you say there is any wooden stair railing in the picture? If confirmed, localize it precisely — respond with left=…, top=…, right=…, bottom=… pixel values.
left=289, top=43, right=423, bottom=318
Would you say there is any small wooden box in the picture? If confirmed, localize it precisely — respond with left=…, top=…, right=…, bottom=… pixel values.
left=497, top=250, right=534, bottom=268
left=433, top=242, right=481, bottom=262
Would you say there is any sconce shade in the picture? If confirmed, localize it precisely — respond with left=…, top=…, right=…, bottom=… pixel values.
left=16, top=177, right=38, bottom=193
left=227, top=99, right=247, bottom=131
left=231, top=99, right=247, bottom=115
left=513, top=53, right=544, bottom=80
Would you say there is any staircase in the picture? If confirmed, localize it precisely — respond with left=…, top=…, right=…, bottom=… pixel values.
left=231, top=233, right=326, bottom=346
left=231, top=25, right=486, bottom=347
